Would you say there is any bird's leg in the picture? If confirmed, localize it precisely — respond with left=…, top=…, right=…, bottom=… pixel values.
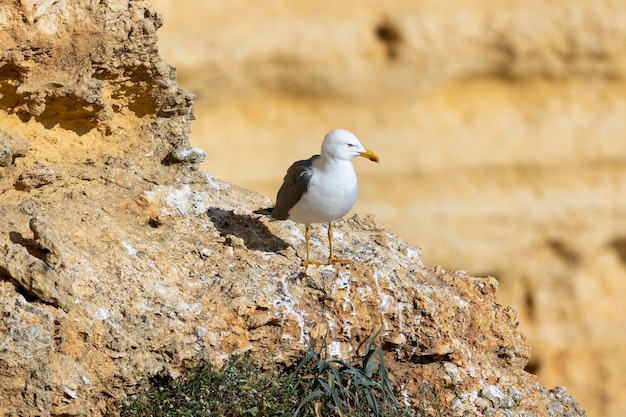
left=328, top=222, right=334, bottom=261
left=302, top=225, right=323, bottom=266
left=328, top=222, right=352, bottom=264
left=303, top=225, right=312, bottom=265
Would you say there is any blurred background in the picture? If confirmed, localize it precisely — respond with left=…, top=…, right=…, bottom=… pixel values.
left=151, top=1, right=626, bottom=416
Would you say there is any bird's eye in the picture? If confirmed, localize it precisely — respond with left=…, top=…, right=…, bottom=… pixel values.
left=347, top=143, right=354, bottom=147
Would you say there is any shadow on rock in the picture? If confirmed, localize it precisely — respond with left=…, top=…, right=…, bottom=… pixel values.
left=9, top=231, right=46, bottom=260
left=207, top=207, right=288, bottom=253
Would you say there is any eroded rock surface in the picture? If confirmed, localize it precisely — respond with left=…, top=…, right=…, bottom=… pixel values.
left=0, top=1, right=587, bottom=417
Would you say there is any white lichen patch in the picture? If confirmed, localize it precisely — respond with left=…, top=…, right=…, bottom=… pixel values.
left=121, top=241, right=137, bottom=257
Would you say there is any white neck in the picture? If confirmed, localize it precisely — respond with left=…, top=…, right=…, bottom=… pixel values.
left=318, top=155, right=352, bottom=171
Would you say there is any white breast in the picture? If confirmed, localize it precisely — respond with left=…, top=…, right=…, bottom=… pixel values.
left=287, top=159, right=358, bottom=225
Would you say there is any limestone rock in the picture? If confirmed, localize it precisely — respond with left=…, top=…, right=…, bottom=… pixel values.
left=0, top=129, right=30, bottom=159
left=0, top=128, right=29, bottom=192
left=0, top=242, right=73, bottom=312
left=167, top=146, right=206, bottom=170
left=0, top=0, right=198, bottom=169
left=0, top=1, right=588, bottom=417
left=13, top=163, right=61, bottom=191
left=0, top=139, right=11, bottom=167
left=29, top=215, right=64, bottom=265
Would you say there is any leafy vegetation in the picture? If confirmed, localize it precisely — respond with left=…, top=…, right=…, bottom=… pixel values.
left=121, top=354, right=298, bottom=417
left=121, top=330, right=416, bottom=417
left=289, top=329, right=411, bottom=417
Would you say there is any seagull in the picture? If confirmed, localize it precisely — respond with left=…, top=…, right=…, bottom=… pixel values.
left=271, top=129, right=379, bottom=265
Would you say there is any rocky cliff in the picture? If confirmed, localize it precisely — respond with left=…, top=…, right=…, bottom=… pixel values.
left=0, top=1, right=588, bottom=416
left=152, top=1, right=626, bottom=416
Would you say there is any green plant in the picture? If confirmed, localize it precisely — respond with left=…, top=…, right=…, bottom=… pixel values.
left=121, top=354, right=299, bottom=417
left=121, top=329, right=416, bottom=417
left=289, top=328, right=412, bottom=417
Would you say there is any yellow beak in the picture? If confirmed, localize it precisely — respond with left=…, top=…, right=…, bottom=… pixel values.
left=359, top=148, right=380, bottom=163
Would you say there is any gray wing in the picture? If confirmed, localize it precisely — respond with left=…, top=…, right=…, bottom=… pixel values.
left=271, top=155, right=319, bottom=220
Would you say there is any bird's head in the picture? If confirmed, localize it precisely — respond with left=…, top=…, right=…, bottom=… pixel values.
left=321, top=129, right=380, bottom=163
